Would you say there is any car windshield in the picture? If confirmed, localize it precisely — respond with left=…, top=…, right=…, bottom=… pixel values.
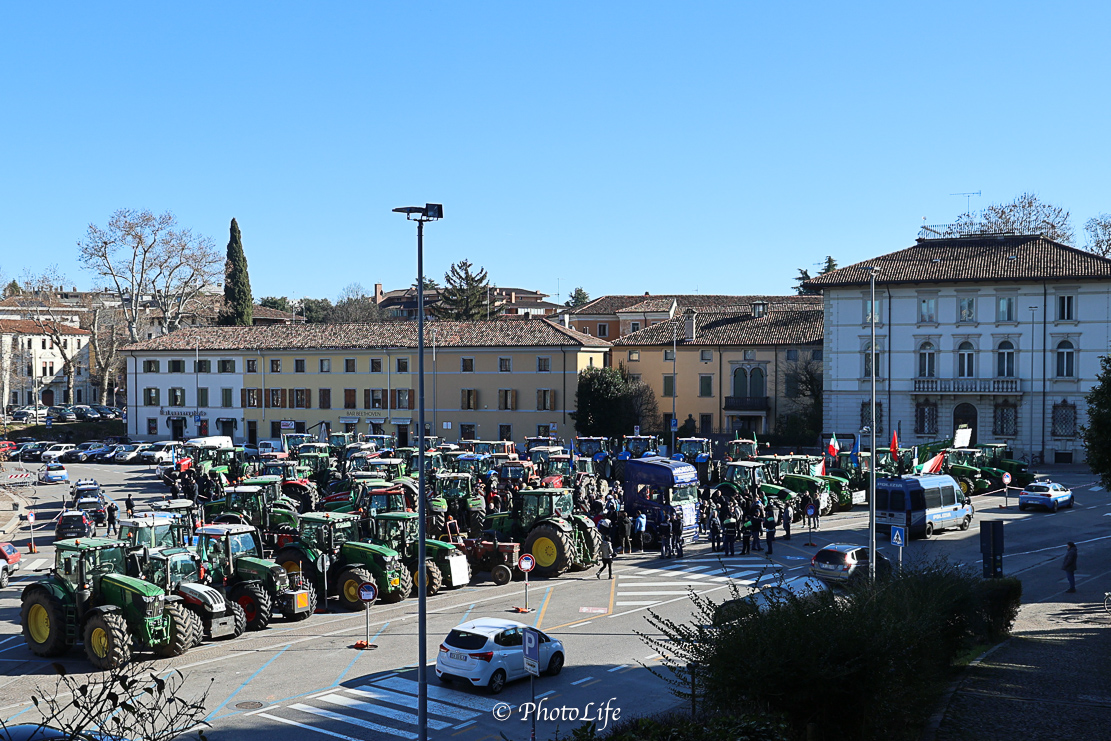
left=671, top=484, right=699, bottom=505
left=445, top=629, right=488, bottom=650
left=814, top=549, right=848, bottom=565
left=678, top=441, right=704, bottom=455
left=61, top=514, right=85, bottom=525
left=118, top=445, right=136, bottom=452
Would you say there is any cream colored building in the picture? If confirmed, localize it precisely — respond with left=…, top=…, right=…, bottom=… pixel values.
left=125, top=319, right=609, bottom=445
left=612, top=303, right=823, bottom=437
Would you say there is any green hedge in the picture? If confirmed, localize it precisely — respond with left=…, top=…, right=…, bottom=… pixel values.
left=565, top=712, right=790, bottom=741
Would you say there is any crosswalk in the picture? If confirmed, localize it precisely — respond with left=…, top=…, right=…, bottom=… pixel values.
left=251, top=675, right=500, bottom=740
left=6, top=558, right=49, bottom=584
left=614, top=558, right=773, bottom=607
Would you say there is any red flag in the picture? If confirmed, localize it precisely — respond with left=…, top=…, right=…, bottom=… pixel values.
left=890, top=430, right=899, bottom=452
left=922, top=452, right=944, bottom=474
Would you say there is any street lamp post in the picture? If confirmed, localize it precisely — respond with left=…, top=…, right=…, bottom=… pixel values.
left=393, top=203, right=442, bottom=741
left=671, top=327, right=678, bottom=455
left=1028, top=306, right=1039, bottom=461
left=865, top=266, right=880, bottom=582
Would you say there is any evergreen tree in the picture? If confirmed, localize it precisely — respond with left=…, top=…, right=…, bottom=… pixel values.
left=2, top=279, right=22, bottom=297
left=434, top=260, right=497, bottom=320
left=794, top=268, right=815, bottom=295
left=820, top=256, right=838, bottom=274
left=565, top=287, right=590, bottom=307
left=219, top=218, right=253, bottom=325
left=1083, top=355, right=1111, bottom=487
left=259, top=296, right=293, bottom=313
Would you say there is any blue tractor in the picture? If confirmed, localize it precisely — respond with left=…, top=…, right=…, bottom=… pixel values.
left=620, top=457, right=700, bottom=550
left=573, top=436, right=613, bottom=480
left=455, top=453, right=500, bottom=491
left=671, top=437, right=720, bottom=486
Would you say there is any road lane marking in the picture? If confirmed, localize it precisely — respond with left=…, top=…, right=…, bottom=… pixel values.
left=289, top=703, right=422, bottom=738
left=374, top=676, right=502, bottom=712
left=319, top=692, right=452, bottom=729
left=617, top=581, right=704, bottom=587
left=615, top=601, right=659, bottom=606
left=257, top=712, right=379, bottom=741
left=570, top=677, right=594, bottom=685
left=536, top=690, right=555, bottom=698
left=616, top=591, right=692, bottom=596
left=347, top=686, right=478, bottom=720
left=535, top=586, right=552, bottom=628
left=607, top=665, right=629, bottom=672
left=207, top=645, right=289, bottom=720
left=452, top=720, right=477, bottom=731
left=608, top=584, right=730, bottom=619
left=655, top=564, right=711, bottom=572
left=0, top=637, right=19, bottom=649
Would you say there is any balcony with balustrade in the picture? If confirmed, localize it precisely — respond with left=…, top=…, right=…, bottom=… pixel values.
left=911, top=378, right=1023, bottom=395
left=724, top=396, right=770, bottom=411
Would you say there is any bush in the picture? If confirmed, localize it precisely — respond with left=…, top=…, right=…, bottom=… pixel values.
left=566, top=711, right=790, bottom=741
left=974, top=577, right=1022, bottom=640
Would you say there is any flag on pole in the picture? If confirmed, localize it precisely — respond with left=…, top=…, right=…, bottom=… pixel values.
left=850, top=435, right=860, bottom=466
left=818, top=458, right=826, bottom=476
left=890, top=430, right=899, bottom=452
left=922, top=452, right=944, bottom=474
left=827, top=433, right=838, bottom=457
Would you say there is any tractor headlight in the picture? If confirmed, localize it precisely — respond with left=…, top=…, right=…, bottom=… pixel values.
left=270, top=565, right=289, bottom=590
left=142, top=594, right=164, bottom=618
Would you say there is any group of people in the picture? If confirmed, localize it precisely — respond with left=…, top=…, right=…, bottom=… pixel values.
left=167, top=467, right=226, bottom=504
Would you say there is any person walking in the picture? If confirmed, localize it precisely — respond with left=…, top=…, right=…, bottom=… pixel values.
left=750, top=505, right=763, bottom=551
left=764, top=507, right=777, bottom=556
left=621, top=511, right=632, bottom=554
left=672, top=511, right=684, bottom=558
left=125, top=493, right=135, bottom=518
left=596, top=538, right=615, bottom=579
left=658, top=513, right=673, bottom=558
left=781, top=502, right=793, bottom=540
left=105, top=502, right=118, bottom=536
left=722, top=517, right=737, bottom=556
left=633, top=509, right=646, bottom=552
left=800, top=492, right=813, bottom=528
left=708, top=511, right=721, bottom=552
left=1062, top=541, right=1078, bottom=593
left=812, top=496, right=822, bottom=531
left=740, top=517, right=751, bottom=554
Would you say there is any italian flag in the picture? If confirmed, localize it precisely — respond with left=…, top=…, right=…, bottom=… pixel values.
left=827, top=433, right=838, bottom=457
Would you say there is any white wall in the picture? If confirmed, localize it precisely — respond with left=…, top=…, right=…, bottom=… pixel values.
left=128, top=352, right=246, bottom=442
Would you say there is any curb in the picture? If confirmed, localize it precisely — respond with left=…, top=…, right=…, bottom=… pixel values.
left=919, top=638, right=1012, bottom=741
left=0, top=487, right=31, bottom=538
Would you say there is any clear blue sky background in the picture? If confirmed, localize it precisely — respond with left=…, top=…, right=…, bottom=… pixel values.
left=2, top=2, right=1109, bottom=303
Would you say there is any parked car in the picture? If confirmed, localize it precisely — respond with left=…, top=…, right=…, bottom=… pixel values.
left=0, top=441, right=17, bottom=455
left=1018, top=482, right=1075, bottom=512
left=0, top=542, right=21, bottom=588
left=61, top=442, right=105, bottom=462
left=12, top=407, right=47, bottom=422
left=92, top=405, right=118, bottom=419
left=115, top=443, right=150, bottom=463
left=38, top=463, right=69, bottom=484
left=54, top=510, right=93, bottom=540
left=809, top=544, right=892, bottom=584
left=435, top=618, right=565, bottom=694
left=40, top=444, right=75, bottom=463
left=14, top=441, right=50, bottom=462
left=72, top=405, right=101, bottom=421
left=92, top=444, right=121, bottom=462
left=45, top=406, right=76, bottom=422
left=141, top=441, right=183, bottom=464
left=714, top=576, right=833, bottom=624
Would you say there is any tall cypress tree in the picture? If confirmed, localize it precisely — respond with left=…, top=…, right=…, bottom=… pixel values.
left=220, top=218, right=253, bottom=326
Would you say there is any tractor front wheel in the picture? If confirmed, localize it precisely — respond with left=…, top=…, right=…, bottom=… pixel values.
left=523, top=524, right=573, bottom=577
left=337, top=567, right=375, bottom=611
left=21, top=591, right=68, bottom=657
left=492, top=564, right=512, bottom=586
left=412, top=561, right=443, bottom=597
left=83, top=612, right=131, bottom=670
left=155, top=602, right=197, bottom=657
left=380, top=567, right=412, bottom=604
left=230, top=582, right=272, bottom=631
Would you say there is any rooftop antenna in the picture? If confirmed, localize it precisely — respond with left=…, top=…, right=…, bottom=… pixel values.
left=950, top=191, right=981, bottom=216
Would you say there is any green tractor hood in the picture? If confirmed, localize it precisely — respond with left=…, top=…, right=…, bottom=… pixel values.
left=102, top=572, right=165, bottom=599
left=341, top=540, right=399, bottom=561
left=236, top=556, right=287, bottom=588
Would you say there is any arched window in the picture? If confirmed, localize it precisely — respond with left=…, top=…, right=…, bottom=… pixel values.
left=863, top=342, right=881, bottom=378
left=749, top=367, right=766, bottom=397
left=1056, top=340, right=1075, bottom=378
left=918, top=342, right=936, bottom=378
left=957, top=341, right=975, bottom=378
left=997, top=340, right=1015, bottom=378
left=732, top=367, right=748, bottom=397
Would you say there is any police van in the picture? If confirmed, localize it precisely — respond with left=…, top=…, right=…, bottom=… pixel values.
left=875, top=474, right=975, bottom=539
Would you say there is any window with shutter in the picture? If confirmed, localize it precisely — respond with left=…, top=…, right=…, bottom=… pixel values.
left=390, top=389, right=398, bottom=409
left=306, top=388, right=312, bottom=408
left=319, top=389, right=331, bottom=409
left=280, top=388, right=288, bottom=408
left=408, top=389, right=415, bottom=409
left=511, top=389, right=517, bottom=411
left=344, top=389, right=356, bottom=409
left=241, top=389, right=247, bottom=408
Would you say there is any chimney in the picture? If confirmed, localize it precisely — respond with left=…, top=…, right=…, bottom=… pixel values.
left=510, top=291, right=516, bottom=304
left=561, top=312, right=570, bottom=328
left=374, top=283, right=383, bottom=303
left=752, top=300, right=768, bottom=318
left=684, top=309, right=697, bottom=342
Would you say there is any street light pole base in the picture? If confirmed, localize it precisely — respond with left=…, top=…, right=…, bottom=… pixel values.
left=511, top=607, right=534, bottom=614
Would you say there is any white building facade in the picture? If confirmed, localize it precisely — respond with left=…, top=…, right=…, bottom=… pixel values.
left=809, top=232, right=1111, bottom=464
left=124, top=352, right=246, bottom=442
left=1, top=320, right=93, bottom=411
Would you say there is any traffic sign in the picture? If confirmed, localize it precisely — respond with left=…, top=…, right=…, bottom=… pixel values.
left=890, top=525, right=906, bottom=547
left=357, top=582, right=378, bottom=603
left=523, top=627, right=541, bottom=677
left=26, top=511, right=35, bottom=523
left=518, top=553, right=535, bottom=573
left=670, top=418, right=678, bottom=431
left=45, top=418, right=52, bottom=429
left=805, top=504, right=816, bottom=518
left=1001, top=472, right=1012, bottom=486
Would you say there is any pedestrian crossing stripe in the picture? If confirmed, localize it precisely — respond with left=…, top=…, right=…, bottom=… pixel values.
left=23, top=559, right=47, bottom=571
left=316, top=694, right=453, bottom=730
left=348, top=685, right=477, bottom=720
left=290, top=701, right=429, bottom=737
left=374, top=676, right=503, bottom=713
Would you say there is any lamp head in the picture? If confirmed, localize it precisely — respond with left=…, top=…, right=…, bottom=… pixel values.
left=392, top=204, right=444, bottom=221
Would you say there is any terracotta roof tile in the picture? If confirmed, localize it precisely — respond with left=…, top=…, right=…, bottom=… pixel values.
left=0, top=319, right=90, bottom=336
left=569, top=294, right=820, bottom=316
left=612, top=308, right=822, bottom=347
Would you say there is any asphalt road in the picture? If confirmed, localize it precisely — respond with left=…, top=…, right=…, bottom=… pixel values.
left=0, top=462, right=1107, bottom=741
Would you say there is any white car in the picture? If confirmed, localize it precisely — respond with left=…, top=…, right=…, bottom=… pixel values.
left=436, top=618, right=565, bottom=694
left=40, top=444, right=75, bottom=463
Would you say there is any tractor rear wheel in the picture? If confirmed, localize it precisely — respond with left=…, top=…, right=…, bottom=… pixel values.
left=285, top=485, right=319, bottom=513
left=337, top=567, right=375, bottom=611
left=282, top=580, right=316, bottom=621
left=21, top=590, right=68, bottom=657
left=523, top=524, right=573, bottom=577
left=156, top=601, right=197, bottom=657
left=468, top=509, right=486, bottom=536
left=230, top=582, right=272, bottom=631
left=429, top=510, right=447, bottom=537
left=597, top=479, right=610, bottom=498
left=83, top=612, right=131, bottom=670
left=274, top=547, right=317, bottom=582
left=380, top=567, right=411, bottom=604
left=569, top=523, right=602, bottom=571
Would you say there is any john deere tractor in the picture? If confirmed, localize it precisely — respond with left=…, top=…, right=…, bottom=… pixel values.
left=429, top=473, right=485, bottom=537
left=21, top=539, right=196, bottom=669
left=194, top=523, right=316, bottom=630
left=364, top=511, right=472, bottom=596
left=273, top=511, right=410, bottom=608
left=943, top=448, right=994, bottom=495
left=978, top=443, right=1035, bottom=488
left=488, top=488, right=601, bottom=577
left=258, top=459, right=320, bottom=512
left=204, top=483, right=301, bottom=550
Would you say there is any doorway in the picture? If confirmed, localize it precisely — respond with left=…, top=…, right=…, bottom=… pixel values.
left=247, top=421, right=258, bottom=446
left=41, top=389, right=54, bottom=407
left=396, top=424, right=409, bottom=447
left=169, top=418, right=185, bottom=441
left=953, top=403, right=978, bottom=445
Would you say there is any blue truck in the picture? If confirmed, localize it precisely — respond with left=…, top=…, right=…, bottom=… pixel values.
left=621, top=456, right=700, bottom=548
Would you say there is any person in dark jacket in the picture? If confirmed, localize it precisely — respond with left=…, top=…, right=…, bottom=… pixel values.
left=672, top=511, right=684, bottom=558
left=708, top=511, right=722, bottom=552
left=106, top=502, right=118, bottom=536
left=620, top=511, right=632, bottom=554
left=1062, top=541, right=1078, bottom=593
left=722, top=517, right=737, bottom=556
left=125, top=493, right=135, bottom=518
left=764, top=507, right=777, bottom=556
left=740, top=518, right=751, bottom=555
left=750, top=505, right=763, bottom=551
left=781, top=502, right=793, bottom=540
left=658, top=514, right=673, bottom=558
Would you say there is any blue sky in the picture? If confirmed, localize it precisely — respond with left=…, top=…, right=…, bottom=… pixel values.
left=2, top=2, right=1109, bottom=303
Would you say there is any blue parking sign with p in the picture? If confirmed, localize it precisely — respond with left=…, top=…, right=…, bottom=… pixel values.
left=523, top=627, right=540, bottom=676
left=890, top=526, right=906, bottom=547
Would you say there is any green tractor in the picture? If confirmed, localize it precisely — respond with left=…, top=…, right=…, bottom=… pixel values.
left=943, top=448, right=995, bottom=495
left=258, top=459, right=321, bottom=512
left=364, top=511, right=472, bottom=596
left=194, top=523, right=316, bottom=630
left=874, top=447, right=916, bottom=476
left=713, top=461, right=767, bottom=500
left=273, top=511, right=411, bottom=608
left=204, top=483, right=302, bottom=548
left=487, top=488, right=600, bottom=578
left=978, top=443, right=1035, bottom=488
left=429, top=473, right=486, bottom=537
left=21, top=539, right=196, bottom=669
left=139, top=546, right=247, bottom=643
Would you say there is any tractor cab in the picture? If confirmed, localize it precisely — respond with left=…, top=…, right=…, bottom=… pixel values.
left=674, top=438, right=712, bottom=463
left=145, top=548, right=203, bottom=592
left=359, top=434, right=397, bottom=452
left=435, top=472, right=475, bottom=499
left=456, top=454, right=495, bottom=481
left=298, top=512, right=361, bottom=554
left=527, top=446, right=565, bottom=472
left=716, top=461, right=766, bottom=498
left=524, top=436, right=560, bottom=454
left=497, top=462, right=536, bottom=489
left=421, top=435, right=443, bottom=451
left=260, top=459, right=307, bottom=482
left=574, top=437, right=609, bottom=458
left=350, top=456, right=406, bottom=480
left=471, top=440, right=518, bottom=458
left=194, top=524, right=267, bottom=580
left=118, top=516, right=179, bottom=551
left=281, top=433, right=316, bottom=455
left=514, top=488, right=577, bottom=529
left=618, top=435, right=659, bottom=460
left=724, top=437, right=758, bottom=462
left=365, top=512, right=421, bottom=557
left=541, top=455, right=574, bottom=487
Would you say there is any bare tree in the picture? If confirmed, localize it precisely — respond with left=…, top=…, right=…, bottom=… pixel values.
left=329, top=283, right=383, bottom=323
left=78, top=209, right=222, bottom=342
left=83, top=298, right=128, bottom=404
left=1085, top=213, right=1111, bottom=257
left=954, top=192, right=1074, bottom=244
left=21, top=267, right=83, bottom=406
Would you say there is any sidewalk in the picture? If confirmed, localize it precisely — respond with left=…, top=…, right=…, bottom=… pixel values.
left=0, top=486, right=29, bottom=538
left=932, top=600, right=1111, bottom=741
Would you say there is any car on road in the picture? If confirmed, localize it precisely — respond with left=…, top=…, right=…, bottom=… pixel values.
left=1018, top=482, right=1075, bottom=512
left=40, top=444, right=75, bottom=463
left=436, top=618, right=565, bottom=694
left=0, top=542, right=22, bottom=588
left=37, top=463, right=69, bottom=485
left=74, top=493, right=109, bottom=525
left=54, top=510, right=93, bottom=540
left=809, top=544, right=891, bottom=584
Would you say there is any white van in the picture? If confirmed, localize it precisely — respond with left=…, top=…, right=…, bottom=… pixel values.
left=141, top=441, right=184, bottom=465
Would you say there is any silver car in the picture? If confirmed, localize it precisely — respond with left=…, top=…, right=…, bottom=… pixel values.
left=809, top=544, right=892, bottom=583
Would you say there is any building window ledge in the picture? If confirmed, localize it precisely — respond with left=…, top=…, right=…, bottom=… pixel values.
left=995, top=321, right=1020, bottom=327
left=916, top=322, right=940, bottom=329
left=1054, top=320, right=1080, bottom=327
